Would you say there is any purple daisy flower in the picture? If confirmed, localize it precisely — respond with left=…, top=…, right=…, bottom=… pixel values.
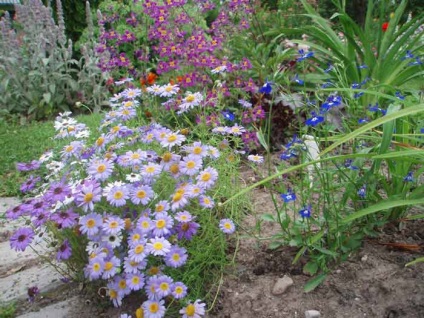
left=10, top=227, right=35, bottom=251
left=16, top=160, right=41, bottom=172
left=85, top=256, right=105, bottom=280
left=50, top=208, right=78, bottom=229
left=102, top=256, right=121, bottom=279
left=31, top=210, right=49, bottom=228
left=56, top=239, right=72, bottom=261
left=20, top=175, right=41, bottom=193
left=179, top=155, right=203, bottom=176
left=45, top=181, right=72, bottom=204
left=196, top=167, right=218, bottom=189
left=147, top=237, right=171, bottom=256
left=175, top=221, right=200, bottom=240
left=165, top=245, right=188, bottom=268
left=155, top=274, right=173, bottom=298
left=199, top=195, right=215, bottom=208
left=75, top=179, right=102, bottom=212
left=128, top=241, right=148, bottom=262
left=102, top=216, right=125, bottom=235
left=126, top=272, right=145, bottom=291
left=6, top=204, right=26, bottom=220
left=180, top=299, right=206, bottom=318
left=142, top=299, right=166, bottom=317
left=219, top=218, right=236, bottom=234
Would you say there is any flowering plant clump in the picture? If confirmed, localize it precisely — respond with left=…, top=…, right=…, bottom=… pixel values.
left=6, top=81, right=240, bottom=316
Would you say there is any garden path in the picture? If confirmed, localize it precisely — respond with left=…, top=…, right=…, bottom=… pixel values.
left=0, top=197, right=78, bottom=317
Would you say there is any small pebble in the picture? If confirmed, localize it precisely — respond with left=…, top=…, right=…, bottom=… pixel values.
left=335, top=269, right=341, bottom=274
left=361, top=255, right=368, bottom=262
left=305, top=310, right=321, bottom=318
left=271, top=275, right=294, bottom=295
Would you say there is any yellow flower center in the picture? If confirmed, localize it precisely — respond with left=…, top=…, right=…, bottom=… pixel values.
left=172, top=193, right=183, bottom=202
left=185, top=94, right=195, bottom=103
left=118, top=280, right=126, bottom=289
left=65, top=146, right=73, bottom=152
left=134, top=245, right=144, bottom=254
left=86, top=219, right=96, bottom=228
left=97, top=164, right=106, bottom=173
left=149, top=303, right=159, bottom=313
left=170, top=164, right=179, bottom=174
left=193, top=146, right=202, bottom=155
left=104, top=262, right=113, bottom=271
left=162, top=152, right=172, bottom=162
left=153, top=242, right=163, bottom=250
left=156, top=220, right=165, bottom=229
left=109, top=221, right=118, bottom=228
left=137, top=190, right=146, bottom=198
left=132, top=276, right=140, bottom=284
left=167, top=134, right=177, bottom=142
left=146, top=166, right=155, bottom=174
left=131, top=153, right=141, bottom=159
left=172, top=254, right=180, bottom=261
left=132, top=233, right=141, bottom=241
left=159, top=282, right=169, bottom=291
left=155, top=205, right=164, bottom=212
left=84, top=193, right=94, bottom=203
left=201, top=172, right=211, bottom=182
left=93, top=263, right=101, bottom=272
left=114, top=191, right=124, bottom=200
left=186, top=161, right=196, bottom=169
left=175, top=286, right=183, bottom=294
left=109, top=289, right=117, bottom=299
left=141, top=221, right=150, bottom=229
left=186, top=304, right=195, bottom=316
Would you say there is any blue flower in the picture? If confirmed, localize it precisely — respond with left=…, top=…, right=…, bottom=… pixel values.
left=222, top=110, right=235, bottom=121
left=360, top=77, right=370, bottom=86
left=324, top=63, right=333, bottom=73
left=344, top=159, right=358, bottom=170
left=354, top=92, right=364, bottom=99
left=293, top=74, right=304, bottom=85
left=321, top=95, right=342, bottom=113
left=281, top=189, right=296, bottom=203
left=357, top=185, right=366, bottom=198
left=358, top=118, right=369, bottom=124
left=403, top=171, right=414, bottom=182
left=401, top=50, right=414, bottom=60
left=297, top=49, right=314, bottom=61
left=259, top=80, right=273, bottom=94
left=357, top=64, right=368, bottom=69
left=299, top=205, right=312, bottom=218
left=321, top=81, right=333, bottom=88
left=280, top=151, right=295, bottom=161
left=395, top=91, right=405, bottom=100
left=351, top=83, right=361, bottom=89
left=408, top=57, right=423, bottom=66
left=305, top=112, right=324, bottom=127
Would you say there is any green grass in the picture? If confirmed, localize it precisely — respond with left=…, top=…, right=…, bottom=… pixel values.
left=0, top=302, right=16, bottom=318
left=0, top=113, right=103, bottom=197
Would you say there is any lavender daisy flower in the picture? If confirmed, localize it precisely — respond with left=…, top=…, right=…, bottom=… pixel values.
left=199, top=195, right=215, bottom=208
left=79, top=213, right=103, bottom=237
left=103, top=216, right=125, bottom=235
left=165, top=245, right=188, bottom=268
left=175, top=211, right=194, bottom=223
left=160, top=131, right=186, bottom=148
left=154, top=200, right=170, bottom=213
left=247, top=154, right=264, bottom=164
left=127, top=272, right=145, bottom=291
left=219, top=219, right=236, bottom=234
left=136, top=216, right=153, bottom=236
left=141, top=163, right=162, bottom=178
left=180, top=299, right=206, bottom=318
left=171, top=282, right=188, bottom=299
left=75, top=180, right=102, bottom=212
left=115, top=275, right=131, bottom=297
left=50, top=208, right=78, bottom=229
left=128, top=241, right=148, bottom=262
left=142, top=299, right=166, bottom=318
left=152, top=212, right=174, bottom=237
left=147, top=237, right=171, bottom=256
left=6, top=204, right=26, bottom=220
left=102, top=256, right=121, bottom=279
left=87, top=159, right=114, bottom=181
left=107, top=281, right=123, bottom=308
left=170, top=191, right=189, bottom=211
left=196, top=167, right=218, bottom=189
left=106, top=185, right=129, bottom=207
left=176, top=221, right=200, bottom=240
left=10, top=227, right=35, bottom=251
left=56, top=239, right=72, bottom=261
left=31, top=211, right=49, bottom=228
left=20, top=175, right=40, bottom=193
left=155, top=275, right=173, bottom=298
left=85, top=256, right=105, bottom=280
left=130, top=184, right=154, bottom=205
left=180, top=155, right=203, bottom=176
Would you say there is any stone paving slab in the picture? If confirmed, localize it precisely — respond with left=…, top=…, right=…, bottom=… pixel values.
left=0, top=197, right=21, bottom=214
left=16, top=296, right=80, bottom=318
left=0, top=262, right=64, bottom=303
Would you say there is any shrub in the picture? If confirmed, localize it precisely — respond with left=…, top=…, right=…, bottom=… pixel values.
left=0, top=0, right=107, bottom=121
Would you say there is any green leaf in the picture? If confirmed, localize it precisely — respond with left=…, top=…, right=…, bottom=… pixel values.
left=304, top=273, right=327, bottom=292
left=261, top=213, right=275, bottom=222
left=342, top=198, right=424, bottom=224
left=405, top=257, right=424, bottom=267
left=268, top=241, right=284, bottom=250
left=256, top=130, right=269, bottom=152
left=303, top=261, right=318, bottom=275
left=43, top=92, right=51, bottom=104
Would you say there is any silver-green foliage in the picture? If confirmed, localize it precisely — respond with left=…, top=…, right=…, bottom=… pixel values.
left=0, top=0, right=107, bottom=121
